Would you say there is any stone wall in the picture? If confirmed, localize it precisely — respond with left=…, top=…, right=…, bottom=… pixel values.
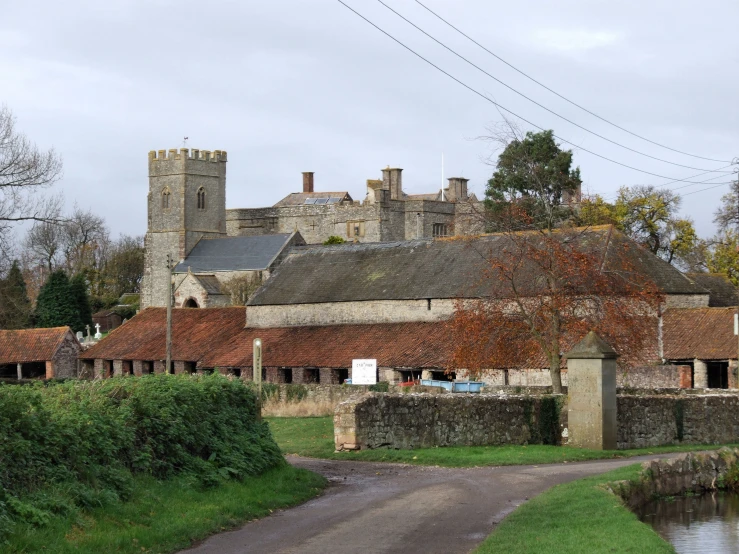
left=609, top=449, right=739, bottom=509
left=246, top=298, right=456, bottom=327
left=664, top=294, right=710, bottom=309
left=51, top=332, right=80, bottom=378
left=620, top=365, right=691, bottom=389
left=617, top=394, right=739, bottom=449
left=334, top=393, right=565, bottom=450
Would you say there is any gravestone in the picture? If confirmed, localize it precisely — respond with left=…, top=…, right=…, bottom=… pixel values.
left=565, top=331, right=618, bottom=450
left=94, top=323, right=102, bottom=340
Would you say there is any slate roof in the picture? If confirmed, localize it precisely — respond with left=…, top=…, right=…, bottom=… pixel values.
left=248, top=226, right=706, bottom=306
left=0, top=327, right=76, bottom=364
left=80, top=308, right=451, bottom=369
left=273, top=191, right=352, bottom=207
left=193, top=275, right=223, bottom=295
left=174, top=234, right=295, bottom=273
left=663, top=307, right=738, bottom=360
left=686, top=273, right=738, bottom=307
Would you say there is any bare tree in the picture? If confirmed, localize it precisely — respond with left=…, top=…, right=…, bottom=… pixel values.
left=25, top=219, right=64, bottom=272
left=0, top=105, right=63, bottom=251
left=62, top=204, right=110, bottom=275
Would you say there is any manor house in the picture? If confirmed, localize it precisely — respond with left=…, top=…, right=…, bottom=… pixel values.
left=141, top=148, right=489, bottom=308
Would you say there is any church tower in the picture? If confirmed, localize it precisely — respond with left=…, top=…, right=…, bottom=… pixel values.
left=140, top=148, right=227, bottom=308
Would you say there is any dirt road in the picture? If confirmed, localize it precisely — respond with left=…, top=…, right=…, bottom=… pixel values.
left=180, top=454, right=665, bottom=554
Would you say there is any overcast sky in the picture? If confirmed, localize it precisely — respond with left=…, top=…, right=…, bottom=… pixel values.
left=2, top=0, right=737, bottom=241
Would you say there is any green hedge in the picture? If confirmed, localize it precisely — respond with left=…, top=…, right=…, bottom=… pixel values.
left=0, top=374, right=283, bottom=541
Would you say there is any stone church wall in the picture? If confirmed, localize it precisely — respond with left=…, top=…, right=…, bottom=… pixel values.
left=51, top=332, right=80, bottom=378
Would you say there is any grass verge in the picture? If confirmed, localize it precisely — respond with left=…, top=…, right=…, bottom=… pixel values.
left=475, top=464, right=673, bottom=553
left=5, top=464, right=326, bottom=554
left=268, top=416, right=739, bottom=467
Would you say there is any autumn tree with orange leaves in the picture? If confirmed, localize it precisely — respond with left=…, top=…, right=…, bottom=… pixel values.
left=454, top=120, right=663, bottom=393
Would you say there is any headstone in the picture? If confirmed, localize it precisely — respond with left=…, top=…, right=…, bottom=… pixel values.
left=76, top=331, right=83, bottom=341
left=564, top=331, right=618, bottom=451
left=94, top=323, right=102, bottom=340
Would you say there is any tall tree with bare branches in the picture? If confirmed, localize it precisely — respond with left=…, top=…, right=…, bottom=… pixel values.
left=0, top=105, right=63, bottom=253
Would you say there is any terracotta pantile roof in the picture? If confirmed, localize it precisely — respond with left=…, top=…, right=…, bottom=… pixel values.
left=80, top=308, right=245, bottom=362
left=80, top=308, right=452, bottom=369
left=202, top=321, right=452, bottom=369
left=686, top=273, right=738, bottom=307
left=663, top=308, right=738, bottom=360
left=0, top=327, right=75, bottom=364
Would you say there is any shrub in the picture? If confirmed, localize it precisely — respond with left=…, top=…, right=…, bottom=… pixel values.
left=323, top=235, right=345, bottom=245
left=0, top=374, right=283, bottom=539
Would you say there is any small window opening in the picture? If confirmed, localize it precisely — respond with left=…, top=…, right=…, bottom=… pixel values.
left=161, top=189, right=171, bottom=210
left=427, top=298, right=432, bottom=310
left=197, top=187, right=206, bottom=210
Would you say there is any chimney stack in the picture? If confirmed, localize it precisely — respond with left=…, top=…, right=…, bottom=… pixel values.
left=302, top=172, right=314, bottom=193
left=381, top=167, right=403, bottom=200
left=446, top=177, right=469, bottom=202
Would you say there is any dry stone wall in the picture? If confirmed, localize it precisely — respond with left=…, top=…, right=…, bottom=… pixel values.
left=334, top=393, right=565, bottom=450
left=617, top=394, right=739, bottom=449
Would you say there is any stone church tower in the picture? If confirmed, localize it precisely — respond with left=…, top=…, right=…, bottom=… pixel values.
left=140, top=149, right=227, bottom=309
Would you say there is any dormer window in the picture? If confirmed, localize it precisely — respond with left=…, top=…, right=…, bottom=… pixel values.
left=162, top=188, right=171, bottom=210
left=197, top=187, right=206, bottom=210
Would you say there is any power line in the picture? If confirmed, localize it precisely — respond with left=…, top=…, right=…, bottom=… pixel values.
left=375, top=0, right=732, bottom=174
left=413, top=0, right=734, bottom=165
left=336, top=1, right=736, bottom=185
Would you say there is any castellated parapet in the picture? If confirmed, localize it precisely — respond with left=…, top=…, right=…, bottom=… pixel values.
left=141, top=148, right=228, bottom=309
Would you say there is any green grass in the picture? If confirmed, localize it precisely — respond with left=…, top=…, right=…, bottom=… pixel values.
left=268, top=416, right=739, bottom=467
left=5, top=464, right=326, bottom=554
left=475, top=464, right=674, bottom=553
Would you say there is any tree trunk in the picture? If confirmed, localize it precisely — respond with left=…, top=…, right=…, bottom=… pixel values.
left=550, top=353, right=562, bottom=394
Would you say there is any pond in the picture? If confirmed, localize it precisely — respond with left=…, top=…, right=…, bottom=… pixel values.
left=638, top=492, right=739, bottom=553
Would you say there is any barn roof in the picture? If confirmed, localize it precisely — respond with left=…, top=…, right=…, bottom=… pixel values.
left=79, top=308, right=452, bottom=369
left=174, top=234, right=296, bottom=273
left=663, top=307, right=737, bottom=360
left=248, top=226, right=706, bottom=306
left=686, top=273, right=738, bottom=307
left=0, top=327, right=76, bottom=364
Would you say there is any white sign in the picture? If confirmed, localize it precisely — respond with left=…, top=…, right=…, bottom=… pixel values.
left=352, top=359, right=377, bottom=385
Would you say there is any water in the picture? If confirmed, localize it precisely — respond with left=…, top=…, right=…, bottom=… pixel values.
left=638, top=492, right=739, bottom=553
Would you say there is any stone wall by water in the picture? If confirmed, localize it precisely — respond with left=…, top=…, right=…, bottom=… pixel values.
left=609, top=449, right=739, bottom=509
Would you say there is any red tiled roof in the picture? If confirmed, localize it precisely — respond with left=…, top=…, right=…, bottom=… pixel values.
left=0, top=327, right=75, bottom=364
left=663, top=308, right=738, bottom=360
left=81, top=308, right=245, bottom=362
left=80, top=307, right=452, bottom=369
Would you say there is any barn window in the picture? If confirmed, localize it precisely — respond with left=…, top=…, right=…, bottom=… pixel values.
left=162, top=189, right=171, bottom=210
left=197, top=187, right=206, bottom=210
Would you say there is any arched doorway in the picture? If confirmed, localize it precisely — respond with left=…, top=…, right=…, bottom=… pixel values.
left=183, top=298, right=200, bottom=308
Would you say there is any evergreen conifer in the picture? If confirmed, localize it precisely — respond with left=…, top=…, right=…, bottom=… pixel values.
left=0, top=261, right=32, bottom=329
left=35, top=271, right=83, bottom=331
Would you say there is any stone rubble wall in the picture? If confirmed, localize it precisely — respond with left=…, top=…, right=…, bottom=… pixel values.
left=617, top=394, right=739, bottom=449
left=334, top=393, right=565, bottom=450
left=609, top=449, right=739, bottom=509
left=335, top=391, right=739, bottom=451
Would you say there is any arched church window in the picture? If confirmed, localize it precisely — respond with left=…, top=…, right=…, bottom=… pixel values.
left=162, top=189, right=171, bottom=210
left=197, top=187, right=206, bottom=210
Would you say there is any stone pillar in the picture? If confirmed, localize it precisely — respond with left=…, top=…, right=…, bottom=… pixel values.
left=266, top=367, right=282, bottom=383
left=16, top=363, right=22, bottom=380
left=94, top=359, right=104, bottom=379
left=112, top=360, right=123, bottom=377
left=173, top=361, right=186, bottom=375
left=565, top=331, right=618, bottom=450
left=729, top=360, right=738, bottom=389
left=320, top=368, right=339, bottom=384
left=693, top=359, right=707, bottom=389
left=153, top=360, right=165, bottom=374
left=421, top=370, right=433, bottom=381
left=132, top=361, right=144, bottom=377
left=240, top=367, right=253, bottom=381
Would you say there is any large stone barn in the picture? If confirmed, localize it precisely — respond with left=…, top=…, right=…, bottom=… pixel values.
left=0, top=327, right=80, bottom=380
left=80, top=226, right=738, bottom=389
